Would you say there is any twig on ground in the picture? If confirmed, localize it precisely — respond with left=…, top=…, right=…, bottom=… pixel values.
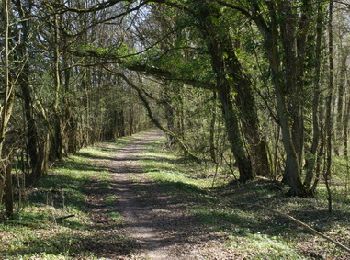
left=237, top=202, right=350, bottom=254
left=55, top=214, right=75, bottom=222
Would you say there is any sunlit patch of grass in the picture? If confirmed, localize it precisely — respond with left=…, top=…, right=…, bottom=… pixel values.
left=227, top=232, right=300, bottom=259
left=141, top=141, right=231, bottom=193
left=143, top=167, right=217, bottom=204
left=15, top=254, right=71, bottom=260
left=189, top=205, right=302, bottom=258
left=0, top=136, right=134, bottom=259
left=108, top=211, right=123, bottom=223
left=148, top=171, right=209, bottom=191
left=0, top=220, right=90, bottom=258
left=105, top=195, right=118, bottom=206
left=191, top=206, right=257, bottom=227
left=191, top=206, right=301, bottom=258
left=138, top=135, right=350, bottom=258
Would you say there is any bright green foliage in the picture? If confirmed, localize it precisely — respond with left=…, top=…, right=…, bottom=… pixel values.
left=0, top=140, right=130, bottom=259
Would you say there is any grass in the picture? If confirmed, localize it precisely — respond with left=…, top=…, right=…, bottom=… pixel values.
left=108, top=212, right=123, bottom=222
left=141, top=139, right=228, bottom=190
left=2, top=131, right=350, bottom=258
left=105, top=194, right=119, bottom=206
left=140, top=136, right=350, bottom=259
left=0, top=137, right=132, bottom=259
left=227, top=232, right=300, bottom=259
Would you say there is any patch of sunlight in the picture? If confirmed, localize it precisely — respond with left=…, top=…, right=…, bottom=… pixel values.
left=191, top=206, right=257, bottom=227
left=148, top=170, right=211, bottom=190
left=105, top=195, right=119, bottom=206
left=108, top=211, right=123, bottom=223
left=227, top=232, right=301, bottom=259
left=0, top=144, right=119, bottom=259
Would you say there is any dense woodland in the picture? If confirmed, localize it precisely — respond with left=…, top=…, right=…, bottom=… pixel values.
left=1, top=0, right=350, bottom=258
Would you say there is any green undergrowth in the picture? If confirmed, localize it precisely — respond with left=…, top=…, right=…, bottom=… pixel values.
left=141, top=139, right=230, bottom=190
left=0, top=137, right=132, bottom=259
left=140, top=137, right=350, bottom=259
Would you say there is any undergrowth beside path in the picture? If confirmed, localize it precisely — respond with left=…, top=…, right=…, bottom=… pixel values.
left=0, top=137, right=134, bottom=259
left=1, top=130, right=349, bottom=259
left=138, top=133, right=350, bottom=259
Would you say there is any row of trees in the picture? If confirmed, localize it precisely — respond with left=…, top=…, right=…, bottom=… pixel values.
left=0, top=0, right=150, bottom=218
left=74, top=0, right=350, bottom=197
left=1, top=0, right=350, bottom=216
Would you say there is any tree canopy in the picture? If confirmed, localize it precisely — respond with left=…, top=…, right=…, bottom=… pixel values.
left=1, top=0, right=350, bottom=244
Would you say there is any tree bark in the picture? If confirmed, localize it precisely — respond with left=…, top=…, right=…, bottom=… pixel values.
left=4, top=162, right=13, bottom=218
left=15, top=0, right=45, bottom=184
left=193, top=1, right=268, bottom=181
left=304, top=1, right=324, bottom=190
left=2, top=0, right=14, bottom=218
left=249, top=1, right=307, bottom=195
left=324, top=0, right=334, bottom=213
left=335, top=49, right=348, bottom=154
left=162, top=84, right=176, bottom=148
left=52, top=13, right=63, bottom=160
left=209, top=92, right=217, bottom=163
left=344, top=96, right=350, bottom=157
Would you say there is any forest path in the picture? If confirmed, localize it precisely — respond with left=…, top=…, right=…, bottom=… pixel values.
left=84, top=130, right=350, bottom=260
left=89, top=129, right=232, bottom=259
left=108, top=130, right=169, bottom=259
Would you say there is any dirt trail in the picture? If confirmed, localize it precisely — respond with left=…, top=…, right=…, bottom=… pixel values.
left=90, top=130, right=233, bottom=259
left=85, top=130, right=350, bottom=260
left=108, top=130, right=169, bottom=259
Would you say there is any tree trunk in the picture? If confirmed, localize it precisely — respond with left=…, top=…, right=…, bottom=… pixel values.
left=304, top=1, right=324, bottom=189
left=201, top=2, right=270, bottom=177
left=218, top=86, right=253, bottom=181
left=324, top=0, right=334, bottom=213
left=209, top=92, right=217, bottom=163
left=129, top=106, right=134, bottom=135
left=163, top=84, right=176, bottom=148
left=15, top=0, right=45, bottom=183
left=254, top=1, right=307, bottom=196
left=118, top=110, right=126, bottom=137
left=20, top=80, right=43, bottom=182
left=52, top=13, right=63, bottom=160
left=194, top=1, right=258, bottom=181
left=223, top=40, right=270, bottom=177
left=1, top=0, right=15, bottom=217
left=335, top=49, right=348, bottom=154
left=4, top=162, right=13, bottom=219
left=270, top=46, right=305, bottom=195
left=344, top=96, right=350, bottom=157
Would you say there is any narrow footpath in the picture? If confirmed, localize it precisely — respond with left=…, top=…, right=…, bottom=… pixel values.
left=109, top=130, right=170, bottom=259
left=91, top=130, right=232, bottom=259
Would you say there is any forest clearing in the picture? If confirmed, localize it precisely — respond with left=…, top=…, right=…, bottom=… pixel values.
left=1, top=0, right=350, bottom=259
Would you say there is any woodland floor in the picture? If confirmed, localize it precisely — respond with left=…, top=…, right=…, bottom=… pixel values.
left=1, top=130, right=350, bottom=259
